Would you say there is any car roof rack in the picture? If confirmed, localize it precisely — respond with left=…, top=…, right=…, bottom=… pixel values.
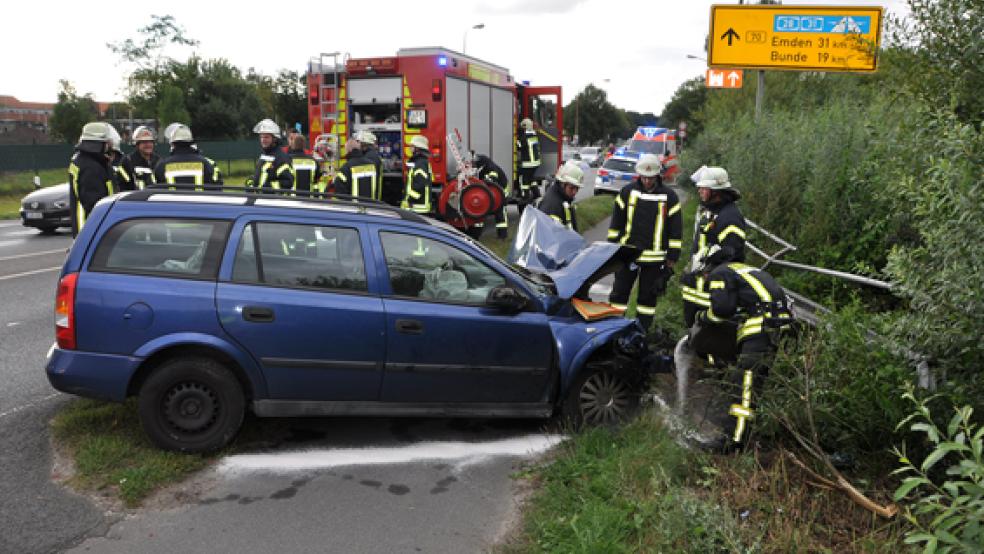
left=121, top=186, right=429, bottom=224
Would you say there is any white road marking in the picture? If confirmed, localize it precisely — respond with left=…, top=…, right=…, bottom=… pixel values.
left=0, top=221, right=22, bottom=228
left=0, top=239, right=24, bottom=248
left=0, top=393, right=61, bottom=419
left=0, top=248, right=66, bottom=262
left=6, top=322, right=21, bottom=327
left=0, top=266, right=61, bottom=282
left=219, top=434, right=566, bottom=473
left=4, top=229, right=43, bottom=237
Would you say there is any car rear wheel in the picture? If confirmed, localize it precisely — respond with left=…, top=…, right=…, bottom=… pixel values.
left=561, top=367, right=641, bottom=428
left=137, top=357, right=245, bottom=453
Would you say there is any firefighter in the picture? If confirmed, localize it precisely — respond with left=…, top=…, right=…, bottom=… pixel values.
left=356, top=130, right=385, bottom=201
left=515, top=117, right=541, bottom=212
left=472, top=152, right=509, bottom=239
left=333, top=134, right=380, bottom=200
left=401, top=135, right=432, bottom=213
left=153, top=124, right=223, bottom=190
left=248, top=119, right=294, bottom=193
left=313, top=134, right=338, bottom=194
left=607, top=153, right=683, bottom=332
left=68, top=122, right=114, bottom=236
left=681, top=166, right=747, bottom=329
left=691, top=260, right=792, bottom=452
left=538, top=161, right=582, bottom=232
left=287, top=133, right=322, bottom=197
left=121, top=126, right=160, bottom=190
left=106, top=125, right=131, bottom=192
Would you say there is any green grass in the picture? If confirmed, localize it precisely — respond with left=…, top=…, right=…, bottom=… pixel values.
left=0, top=195, right=20, bottom=219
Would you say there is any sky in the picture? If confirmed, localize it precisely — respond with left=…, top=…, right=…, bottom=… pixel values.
left=2, top=0, right=909, bottom=115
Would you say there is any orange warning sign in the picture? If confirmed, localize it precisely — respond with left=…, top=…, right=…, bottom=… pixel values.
left=706, top=69, right=744, bottom=89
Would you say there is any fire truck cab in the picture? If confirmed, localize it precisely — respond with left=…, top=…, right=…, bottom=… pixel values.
left=307, top=47, right=563, bottom=230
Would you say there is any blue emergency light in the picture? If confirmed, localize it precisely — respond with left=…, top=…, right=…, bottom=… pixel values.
left=438, top=55, right=448, bottom=67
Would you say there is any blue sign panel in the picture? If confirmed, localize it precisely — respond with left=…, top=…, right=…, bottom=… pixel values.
left=773, top=15, right=871, bottom=34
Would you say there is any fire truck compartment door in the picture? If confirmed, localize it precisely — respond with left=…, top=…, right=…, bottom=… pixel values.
left=446, top=77, right=469, bottom=178
left=348, top=78, right=402, bottom=104
left=490, top=87, right=515, bottom=186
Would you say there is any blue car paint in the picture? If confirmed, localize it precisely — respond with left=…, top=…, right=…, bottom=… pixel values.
left=549, top=316, right=639, bottom=392
left=46, top=347, right=141, bottom=402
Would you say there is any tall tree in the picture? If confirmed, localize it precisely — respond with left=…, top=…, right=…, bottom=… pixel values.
left=660, top=77, right=708, bottom=140
left=157, top=85, right=191, bottom=132
left=49, top=81, right=99, bottom=144
left=563, top=84, right=627, bottom=144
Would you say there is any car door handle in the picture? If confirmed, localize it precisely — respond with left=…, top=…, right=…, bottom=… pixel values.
left=395, top=319, right=423, bottom=334
left=243, top=306, right=275, bottom=323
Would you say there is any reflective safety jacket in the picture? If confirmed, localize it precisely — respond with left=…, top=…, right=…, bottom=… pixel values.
left=363, top=146, right=385, bottom=200
left=68, top=148, right=113, bottom=234
left=517, top=129, right=541, bottom=169
left=683, top=196, right=746, bottom=308
left=703, top=262, right=792, bottom=343
left=252, top=145, right=294, bottom=192
left=607, top=178, right=682, bottom=265
left=334, top=147, right=380, bottom=201
left=401, top=151, right=432, bottom=213
left=475, top=154, right=508, bottom=193
left=153, top=145, right=223, bottom=190
left=288, top=148, right=323, bottom=194
left=538, top=182, right=577, bottom=231
left=121, top=150, right=160, bottom=190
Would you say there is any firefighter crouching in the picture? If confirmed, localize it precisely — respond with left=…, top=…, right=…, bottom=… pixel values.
left=401, top=135, right=433, bottom=213
left=121, top=126, right=160, bottom=190
left=333, top=133, right=380, bottom=201
left=248, top=119, right=294, bottom=193
left=472, top=152, right=510, bottom=239
left=538, top=161, right=583, bottom=232
left=607, top=154, right=682, bottom=332
left=681, top=166, right=747, bottom=329
left=154, top=124, right=223, bottom=190
left=68, top=122, right=115, bottom=236
left=690, top=258, right=793, bottom=452
left=516, top=117, right=542, bottom=212
left=287, top=133, right=322, bottom=197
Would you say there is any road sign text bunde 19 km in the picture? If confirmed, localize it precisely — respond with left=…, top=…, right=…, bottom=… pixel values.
left=708, top=5, right=883, bottom=72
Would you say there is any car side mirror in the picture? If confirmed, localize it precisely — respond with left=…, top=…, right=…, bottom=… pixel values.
left=486, top=285, right=528, bottom=312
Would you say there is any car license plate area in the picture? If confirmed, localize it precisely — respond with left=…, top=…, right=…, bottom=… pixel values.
left=25, top=211, right=43, bottom=219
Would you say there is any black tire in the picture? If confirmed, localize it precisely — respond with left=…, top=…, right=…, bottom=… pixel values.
left=137, top=357, right=245, bottom=453
left=561, top=367, right=642, bottom=428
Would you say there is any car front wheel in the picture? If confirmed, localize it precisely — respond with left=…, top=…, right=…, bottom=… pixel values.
left=137, top=357, right=245, bottom=453
left=561, top=367, right=641, bottom=428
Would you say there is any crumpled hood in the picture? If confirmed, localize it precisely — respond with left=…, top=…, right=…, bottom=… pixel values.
left=508, top=207, right=636, bottom=300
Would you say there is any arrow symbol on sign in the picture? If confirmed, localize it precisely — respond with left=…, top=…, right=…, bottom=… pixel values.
left=721, top=27, right=740, bottom=46
left=727, top=71, right=741, bottom=86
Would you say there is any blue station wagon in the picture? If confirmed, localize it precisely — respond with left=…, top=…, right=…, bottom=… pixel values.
left=46, top=190, right=656, bottom=452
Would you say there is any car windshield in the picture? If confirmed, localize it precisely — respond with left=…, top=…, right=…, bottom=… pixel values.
left=628, top=140, right=666, bottom=155
left=603, top=158, right=636, bottom=173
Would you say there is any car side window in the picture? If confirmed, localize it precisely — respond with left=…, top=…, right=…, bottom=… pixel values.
left=380, top=232, right=505, bottom=304
left=232, top=222, right=367, bottom=292
left=89, top=218, right=229, bottom=279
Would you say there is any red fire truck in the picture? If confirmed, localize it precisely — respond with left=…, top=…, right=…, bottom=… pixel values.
left=307, top=48, right=563, bottom=230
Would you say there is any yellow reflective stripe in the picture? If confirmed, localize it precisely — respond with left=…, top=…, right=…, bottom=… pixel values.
left=615, top=195, right=625, bottom=209
left=550, top=214, right=562, bottom=223
left=732, top=267, right=772, bottom=302
left=336, top=172, right=348, bottom=182
left=732, top=370, right=754, bottom=442
left=668, top=202, right=681, bottom=216
left=706, top=308, right=725, bottom=322
left=668, top=239, right=682, bottom=248
left=681, top=293, right=711, bottom=308
left=729, top=404, right=753, bottom=418
left=719, top=225, right=746, bottom=241
left=407, top=188, right=421, bottom=199
left=620, top=191, right=638, bottom=245
left=609, top=303, right=628, bottom=311
left=636, top=305, right=656, bottom=315
left=276, top=163, right=292, bottom=175
left=607, top=229, right=619, bottom=239
left=258, top=162, right=272, bottom=187
left=709, top=280, right=725, bottom=290
left=496, top=222, right=508, bottom=228
left=652, top=199, right=665, bottom=255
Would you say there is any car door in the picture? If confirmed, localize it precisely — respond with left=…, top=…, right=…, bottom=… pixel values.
left=372, top=228, right=554, bottom=403
left=216, top=218, right=385, bottom=401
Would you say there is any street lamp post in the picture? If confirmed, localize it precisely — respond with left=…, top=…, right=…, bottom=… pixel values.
left=463, top=23, right=485, bottom=54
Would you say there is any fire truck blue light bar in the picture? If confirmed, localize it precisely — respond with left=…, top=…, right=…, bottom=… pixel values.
left=438, top=56, right=448, bottom=67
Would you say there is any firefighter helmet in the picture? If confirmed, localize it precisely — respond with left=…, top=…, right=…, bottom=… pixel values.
left=520, top=118, right=534, bottom=130
left=132, top=126, right=155, bottom=144
left=253, top=118, right=281, bottom=136
left=556, top=161, right=584, bottom=187
left=169, top=124, right=194, bottom=144
left=79, top=121, right=113, bottom=142
left=355, top=130, right=377, bottom=145
left=694, top=166, right=739, bottom=195
left=410, top=135, right=429, bottom=150
left=635, top=154, right=663, bottom=177
left=106, top=125, right=122, bottom=153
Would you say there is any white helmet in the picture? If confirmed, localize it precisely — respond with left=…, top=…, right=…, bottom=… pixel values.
left=253, top=118, right=281, bottom=135
left=555, top=161, right=584, bottom=187
left=169, top=124, right=194, bottom=144
left=520, top=118, right=534, bottom=130
left=355, top=130, right=377, bottom=145
left=132, top=126, right=155, bottom=143
left=163, top=122, right=187, bottom=142
left=79, top=121, right=112, bottom=142
left=694, top=166, right=740, bottom=196
left=106, top=124, right=122, bottom=153
left=410, top=135, right=429, bottom=150
left=635, top=154, right=663, bottom=177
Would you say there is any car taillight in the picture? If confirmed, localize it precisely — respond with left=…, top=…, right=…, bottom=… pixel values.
left=597, top=169, right=609, bottom=176
left=55, top=273, right=78, bottom=350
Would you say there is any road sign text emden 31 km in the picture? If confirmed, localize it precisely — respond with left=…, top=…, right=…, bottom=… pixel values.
left=708, top=5, right=883, bottom=72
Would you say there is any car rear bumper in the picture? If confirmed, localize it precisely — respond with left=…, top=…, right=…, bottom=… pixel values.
left=45, top=344, right=142, bottom=402
left=20, top=209, right=71, bottom=229
left=593, top=178, right=628, bottom=194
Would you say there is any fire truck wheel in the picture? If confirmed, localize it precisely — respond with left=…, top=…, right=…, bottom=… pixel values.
left=484, top=183, right=505, bottom=213
left=459, top=183, right=494, bottom=218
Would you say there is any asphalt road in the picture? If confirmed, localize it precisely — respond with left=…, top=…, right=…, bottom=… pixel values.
left=0, top=217, right=567, bottom=554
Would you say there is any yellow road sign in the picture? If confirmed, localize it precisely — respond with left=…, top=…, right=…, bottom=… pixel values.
left=708, top=5, right=883, bottom=72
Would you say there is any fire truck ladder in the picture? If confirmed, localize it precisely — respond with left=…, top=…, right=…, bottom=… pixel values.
left=313, top=52, right=344, bottom=149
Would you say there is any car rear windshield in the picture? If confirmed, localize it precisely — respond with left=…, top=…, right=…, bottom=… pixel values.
left=89, top=218, right=230, bottom=279
left=628, top=140, right=666, bottom=155
left=603, top=158, right=636, bottom=173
